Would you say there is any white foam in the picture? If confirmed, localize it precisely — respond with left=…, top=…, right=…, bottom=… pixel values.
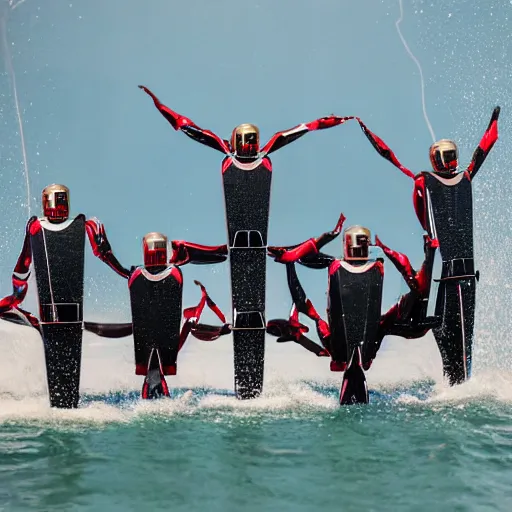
left=0, top=317, right=509, bottom=426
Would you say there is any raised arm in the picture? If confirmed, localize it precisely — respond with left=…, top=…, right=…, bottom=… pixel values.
left=170, top=240, right=228, bottom=266
left=378, top=234, right=441, bottom=342
left=466, top=106, right=500, bottom=180
left=86, top=218, right=131, bottom=279
left=375, top=234, right=438, bottom=294
left=0, top=216, right=37, bottom=315
left=261, top=115, right=354, bottom=155
left=268, top=212, right=345, bottom=264
left=356, top=118, right=416, bottom=179
left=138, top=85, right=231, bottom=155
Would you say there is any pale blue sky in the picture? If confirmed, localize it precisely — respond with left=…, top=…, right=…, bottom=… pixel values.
left=0, top=0, right=510, bottom=341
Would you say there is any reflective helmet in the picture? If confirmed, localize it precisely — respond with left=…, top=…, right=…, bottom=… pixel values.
left=429, top=139, right=458, bottom=173
left=143, top=232, right=168, bottom=267
left=231, top=123, right=260, bottom=158
left=42, top=184, right=70, bottom=223
left=344, top=226, right=371, bottom=261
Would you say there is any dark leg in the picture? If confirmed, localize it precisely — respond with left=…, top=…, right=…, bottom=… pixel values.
left=233, top=330, right=265, bottom=399
left=42, top=323, right=83, bottom=409
left=339, top=347, right=368, bottom=405
left=433, top=279, right=475, bottom=385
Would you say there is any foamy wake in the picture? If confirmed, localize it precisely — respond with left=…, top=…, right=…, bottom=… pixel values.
left=0, top=319, right=510, bottom=426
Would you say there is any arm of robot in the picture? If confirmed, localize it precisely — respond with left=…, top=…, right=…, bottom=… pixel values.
left=190, top=322, right=232, bottom=341
left=276, top=263, right=331, bottom=342
left=412, top=175, right=429, bottom=232
left=0, top=216, right=38, bottom=316
left=356, top=118, right=416, bottom=179
left=0, top=307, right=41, bottom=332
left=267, top=212, right=345, bottom=264
left=262, top=115, right=354, bottom=155
left=377, top=234, right=441, bottom=340
left=178, top=280, right=227, bottom=350
left=467, top=106, right=500, bottom=180
left=83, top=321, right=134, bottom=338
left=170, top=240, right=228, bottom=266
left=138, top=85, right=231, bottom=154
left=375, top=234, right=438, bottom=294
left=85, top=218, right=131, bottom=279
left=266, top=317, right=329, bottom=357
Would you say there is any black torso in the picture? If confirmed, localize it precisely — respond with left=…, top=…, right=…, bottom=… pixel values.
left=128, top=266, right=183, bottom=367
left=30, top=215, right=86, bottom=322
left=422, top=171, right=474, bottom=262
left=222, top=157, right=272, bottom=248
left=327, top=260, right=384, bottom=364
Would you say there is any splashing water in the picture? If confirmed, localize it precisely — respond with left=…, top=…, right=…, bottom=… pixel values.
left=395, top=0, right=436, bottom=142
left=0, top=0, right=31, bottom=217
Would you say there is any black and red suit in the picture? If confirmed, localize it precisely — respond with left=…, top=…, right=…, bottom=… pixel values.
left=139, top=85, right=354, bottom=399
left=266, top=214, right=439, bottom=404
left=355, top=107, right=499, bottom=385
left=0, top=215, right=125, bottom=408
left=83, top=238, right=229, bottom=399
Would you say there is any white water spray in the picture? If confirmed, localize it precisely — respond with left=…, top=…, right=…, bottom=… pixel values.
left=395, top=0, right=436, bottom=143
left=1, top=0, right=31, bottom=216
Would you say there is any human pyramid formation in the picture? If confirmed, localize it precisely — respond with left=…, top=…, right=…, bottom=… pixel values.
left=0, top=85, right=500, bottom=408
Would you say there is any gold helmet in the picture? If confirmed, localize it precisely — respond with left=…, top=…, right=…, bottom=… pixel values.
left=42, top=184, right=70, bottom=223
left=344, top=225, right=371, bottom=261
left=429, top=139, right=458, bottom=173
left=143, top=232, right=168, bottom=267
left=231, top=123, right=260, bottom=158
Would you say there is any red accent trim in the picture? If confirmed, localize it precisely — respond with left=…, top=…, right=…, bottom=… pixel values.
left=330, top=361, right=347, bottom=372
left=128, top=267, right=143, bottom=288
left=328, top=260, right=341, bottom=275
left=479, top=119, right=498, bottom=152
left=162, top=365, right=177, bottom=376
left=161, top=377, right=170, bottom=396
left=29, top=219, right=41, bottom=236
left=262, top=157, right=272, bottom=171
left=413, top=175, right=428, bottom=231
left=222, top=157, right=233, bottom=173
left=136, top=363, right=147, bottom=376
left=278, top=239, right=318, bottom=263
left=170, top=266, right=183, bottom=286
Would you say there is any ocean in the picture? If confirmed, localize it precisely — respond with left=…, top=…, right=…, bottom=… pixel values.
left=1, top=323, right=511, bottom=511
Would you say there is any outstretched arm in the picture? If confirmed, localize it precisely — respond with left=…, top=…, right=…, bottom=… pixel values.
left=356, top=118, right=415, bottom=179
left=467, top=106, right=500, bottom=180
left=268, top=212, right=345, bottom=264
left=86, top=218, right=131, bottom=279
left=170, top=240, right=228, bottom=266
left=0, top=217, right=38, bottom=314
left=262, top=115, right=354, bottom=155
left=138, top=85, right=231, bottom=155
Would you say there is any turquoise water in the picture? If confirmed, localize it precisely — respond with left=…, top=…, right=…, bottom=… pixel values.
left=2, top=383, right=512, bottom=511
left=1, top=325, right=512, bottom=512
